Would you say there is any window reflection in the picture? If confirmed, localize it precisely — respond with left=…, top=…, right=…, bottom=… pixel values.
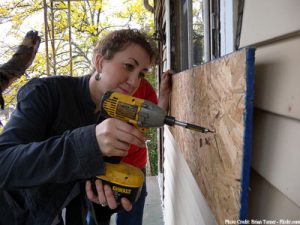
left=192, top=0, right=204, bottom=66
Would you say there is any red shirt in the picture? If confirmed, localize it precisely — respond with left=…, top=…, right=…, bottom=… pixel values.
left=121, top=78, right=158, bottom=169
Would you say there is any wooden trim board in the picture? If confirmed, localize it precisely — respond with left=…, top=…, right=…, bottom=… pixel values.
left=168, top=48, right=255, bottom=224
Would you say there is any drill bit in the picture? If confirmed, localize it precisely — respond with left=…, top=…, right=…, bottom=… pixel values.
left=174, top=120, right=214, bottom=133
left=164, top=116, right=214, bottom=133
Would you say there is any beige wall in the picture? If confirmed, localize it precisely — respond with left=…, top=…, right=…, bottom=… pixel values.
left=253, top=36, right=300, bottom=120
left=240, top=0, right=300, bottom=47
left=249, top=170, right=300, bottom=220
left=240, top=0, right=300, bottom=218
left=252, top=109, right=300, bottom=207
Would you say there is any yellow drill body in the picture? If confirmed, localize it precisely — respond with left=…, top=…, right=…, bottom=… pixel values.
left=96, top=91, right=214, bottom=204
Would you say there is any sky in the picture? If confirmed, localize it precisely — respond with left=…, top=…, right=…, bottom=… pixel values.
left=0, top=1, right=44, bottom=62
left=0, top=0, right=142, bottom=61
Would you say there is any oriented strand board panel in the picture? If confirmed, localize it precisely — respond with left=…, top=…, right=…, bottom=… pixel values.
left=240, top=0, right=300, bottom=47
left=169, top=48, right=255, bottom=224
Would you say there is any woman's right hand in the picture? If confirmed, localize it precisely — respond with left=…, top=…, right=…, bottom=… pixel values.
left=95, top=118, right=146, bottom=157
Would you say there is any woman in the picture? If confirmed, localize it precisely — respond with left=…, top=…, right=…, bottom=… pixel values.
left=0, top=29, right=172, bottom=225
left=86, top=29, right=172, bottom=225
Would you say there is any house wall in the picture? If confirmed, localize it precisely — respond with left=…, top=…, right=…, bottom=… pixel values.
left=239, top=0, right=300, bottom=218
left=156, top=0, right=216, bottom=224
left=156, top=0, right=300, bottom=224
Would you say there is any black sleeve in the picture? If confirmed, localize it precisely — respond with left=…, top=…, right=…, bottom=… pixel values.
left=0, top=79, right=104, bottom=189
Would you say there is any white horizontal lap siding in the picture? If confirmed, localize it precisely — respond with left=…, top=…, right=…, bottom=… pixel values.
left=164, top=135, right=202, bottom=225
left=163, top=127, right=217, bottom=225
left=240, top=0, right=300, bottom=47
left=254, top=36, right=300, bottom=120
left=238, top=0, right=300, bottom=217
left=249, top=170, right=300, bottom=219
left=252, top=109, right=300, bottom=208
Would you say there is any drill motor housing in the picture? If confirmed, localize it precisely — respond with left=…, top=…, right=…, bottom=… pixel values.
left=101, top=91, right=167, bottom=129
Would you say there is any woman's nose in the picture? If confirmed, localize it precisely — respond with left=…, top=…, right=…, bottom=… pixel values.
left=126, top=73, right=140, bottom=87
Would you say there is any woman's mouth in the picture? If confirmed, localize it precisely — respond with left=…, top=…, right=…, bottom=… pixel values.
left=117, top=87, right=130, bottom=94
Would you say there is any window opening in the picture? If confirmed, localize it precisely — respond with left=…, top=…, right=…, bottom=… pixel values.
left=192, top=0, right=205, bottom=66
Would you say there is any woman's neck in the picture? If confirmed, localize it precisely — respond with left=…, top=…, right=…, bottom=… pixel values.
left=89, top=71, right=104, bottom=113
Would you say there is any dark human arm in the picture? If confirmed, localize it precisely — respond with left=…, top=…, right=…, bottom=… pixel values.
left=0, top=80, right=104, bottom=189
left=0, top=30, right=41, bottom=109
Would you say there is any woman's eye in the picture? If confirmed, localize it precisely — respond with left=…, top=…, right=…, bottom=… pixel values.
left=124, top=63, right=134, bottom=71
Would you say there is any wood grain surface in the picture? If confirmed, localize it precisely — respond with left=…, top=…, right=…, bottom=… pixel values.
left=169, top=48, right=255, bottom=224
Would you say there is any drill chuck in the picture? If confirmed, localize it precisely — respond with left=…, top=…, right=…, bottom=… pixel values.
left=164, top=115, right=176, bottom=126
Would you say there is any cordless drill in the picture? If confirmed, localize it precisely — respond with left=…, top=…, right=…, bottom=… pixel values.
left=100, top=91, right=214, bottom=133
left=96, top=91, right=213, bottom=204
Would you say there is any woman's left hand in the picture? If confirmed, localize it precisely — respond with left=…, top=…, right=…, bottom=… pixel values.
left=158, top=69, right=173, bottom=111
left=85, top=179, right=132, bottom=211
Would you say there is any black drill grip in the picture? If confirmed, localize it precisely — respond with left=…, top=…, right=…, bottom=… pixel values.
left=103, top=156, right=121, bottom=164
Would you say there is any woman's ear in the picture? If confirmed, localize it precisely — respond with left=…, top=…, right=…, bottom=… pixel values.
left=94, top=54, right=104, bottom=73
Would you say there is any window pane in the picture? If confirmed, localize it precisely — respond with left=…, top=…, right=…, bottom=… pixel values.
left=192, top=0, right=204, bottom=65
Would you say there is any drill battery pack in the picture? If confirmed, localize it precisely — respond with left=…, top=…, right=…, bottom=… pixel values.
left=96, top=162, right=145, bottom=203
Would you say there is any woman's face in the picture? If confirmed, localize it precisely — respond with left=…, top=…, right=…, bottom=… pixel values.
left=97, top=43, right=151, bottom=95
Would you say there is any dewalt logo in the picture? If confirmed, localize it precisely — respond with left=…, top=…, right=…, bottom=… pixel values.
left=112, top=186, right=132, bottom=194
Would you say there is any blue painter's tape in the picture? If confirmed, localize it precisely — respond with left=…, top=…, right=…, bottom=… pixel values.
left=240, top=48, right=256, bottom=220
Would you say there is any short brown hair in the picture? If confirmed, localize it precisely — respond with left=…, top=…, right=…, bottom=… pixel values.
left=92, top=29, right=158, bottom=69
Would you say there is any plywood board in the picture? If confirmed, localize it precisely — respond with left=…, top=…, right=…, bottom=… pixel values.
left=240, top=0, right=300, bottom=47
left=169, top=48, right=255, bottom=224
